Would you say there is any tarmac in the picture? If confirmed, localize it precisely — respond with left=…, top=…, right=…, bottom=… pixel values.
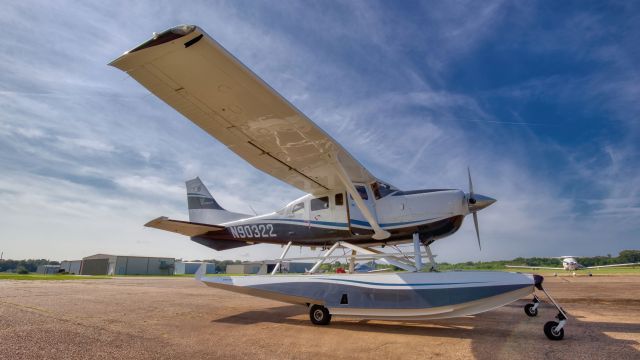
left=1, top=275, right=639, bottom=359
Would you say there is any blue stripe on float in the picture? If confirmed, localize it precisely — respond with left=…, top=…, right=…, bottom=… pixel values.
left=316, top=278, right=488, bottom=287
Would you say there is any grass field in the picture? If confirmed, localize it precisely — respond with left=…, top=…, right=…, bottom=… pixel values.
left=0, top=273, right=237, bottom=280
left=0, top=273, right=113, bottom=280
left=503, top=267, right=640, bottom=276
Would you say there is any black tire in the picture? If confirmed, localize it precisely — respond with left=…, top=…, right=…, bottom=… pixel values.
left=524, top=303, right=538, bottom=317
left=309, top=305, right=331, bottom=325
left=544, top=321, right=565, bottom=340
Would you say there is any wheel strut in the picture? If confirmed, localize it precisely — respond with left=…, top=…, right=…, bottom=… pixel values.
left=536, top=285, right=569, bottom=340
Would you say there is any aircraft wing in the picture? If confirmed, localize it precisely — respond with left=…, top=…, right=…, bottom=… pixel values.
left=145, top=216, right=225, bottom=237
left=584, top=262, right=640, bottom=269
left=109, top=25, right=375, bottom=195
left=505, top=265, right=564, bottom=270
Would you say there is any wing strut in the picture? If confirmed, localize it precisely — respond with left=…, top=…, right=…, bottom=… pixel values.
left=333, top=159, right=390, bottom=240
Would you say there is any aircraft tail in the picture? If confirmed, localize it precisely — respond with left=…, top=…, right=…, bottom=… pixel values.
left=186, top=177, right=250, bottom=224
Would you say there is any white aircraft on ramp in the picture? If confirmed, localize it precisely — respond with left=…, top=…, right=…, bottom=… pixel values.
left=507, top=256, right=640, bottom=272
left=111, top=24, right=568, bottom=340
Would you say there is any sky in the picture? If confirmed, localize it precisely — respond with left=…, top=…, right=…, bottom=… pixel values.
left=0, top=0, right=638, bottom=263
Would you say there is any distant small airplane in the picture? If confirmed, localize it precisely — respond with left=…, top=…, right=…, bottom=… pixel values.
left=506, top=256, right=640, bottom=272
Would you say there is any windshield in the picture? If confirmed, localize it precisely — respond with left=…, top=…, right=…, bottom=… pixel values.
left=373, top=181, right=398, bottom=199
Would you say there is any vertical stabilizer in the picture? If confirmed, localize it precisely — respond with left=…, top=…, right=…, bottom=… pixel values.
left=186, top=177, right=250, bottom=224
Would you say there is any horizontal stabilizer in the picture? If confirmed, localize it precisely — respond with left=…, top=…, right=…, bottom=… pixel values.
left=145, top=216, right=225, bottom=237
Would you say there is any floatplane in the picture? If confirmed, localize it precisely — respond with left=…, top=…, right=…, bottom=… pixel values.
left=111, top=25, right=568, bottom=340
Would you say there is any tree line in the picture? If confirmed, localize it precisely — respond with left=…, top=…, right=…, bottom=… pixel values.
left=437, top=250, right=640, bottom=270
left=0, top=259, right=60, bottom=273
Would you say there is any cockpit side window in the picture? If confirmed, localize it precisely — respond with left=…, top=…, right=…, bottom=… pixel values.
left=375, top=181, right=397, bottom=198
left=291, top=202, right=305, bottom=214
left=371, top=182, right=381, bottom=199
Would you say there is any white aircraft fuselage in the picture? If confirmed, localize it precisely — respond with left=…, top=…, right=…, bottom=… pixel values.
left=186, top=178, right=496, bottom=251
left=561, top=257, right=580, bottom=271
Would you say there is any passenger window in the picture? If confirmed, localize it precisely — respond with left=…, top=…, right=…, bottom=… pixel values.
left=335, top=193, right=344, bottom=206
left=310, top=197, right=329, bottom=211
left=355, top=185, right=368, bottom=200
left=291, top=202, right=305, bottom=214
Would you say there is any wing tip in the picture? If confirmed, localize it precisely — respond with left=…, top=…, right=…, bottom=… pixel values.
left=108, top=24, right=201, bottom=68
left=144, top=216, right=169, bottom=228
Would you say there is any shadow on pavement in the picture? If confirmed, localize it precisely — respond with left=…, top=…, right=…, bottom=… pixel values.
left=213, top=300, right=639, bottom=359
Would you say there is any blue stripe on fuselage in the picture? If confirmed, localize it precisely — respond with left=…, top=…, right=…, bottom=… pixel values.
left=259, top=217, right=438, bottom=229
left=350, top=218, right=437, bottom=228
left=263, top=218, right=347, bottom=228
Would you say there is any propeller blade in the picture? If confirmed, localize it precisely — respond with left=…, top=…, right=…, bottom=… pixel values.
left=467, top=167, right=474, bottom=197
left=473, top=211, right=481, bottom=250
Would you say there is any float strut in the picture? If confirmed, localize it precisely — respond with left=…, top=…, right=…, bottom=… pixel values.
left=412, top=233, right=422, bottom=272
left=309, top=242, right=341, bottom=274
left=349, top=250, right=357, bottom=273
left=271, top=241, right=293, bottom=275
left=423, top=238, right=437, bottom=271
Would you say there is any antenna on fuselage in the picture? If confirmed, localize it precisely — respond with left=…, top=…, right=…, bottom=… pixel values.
left=249, top=205, right=258, bottom=216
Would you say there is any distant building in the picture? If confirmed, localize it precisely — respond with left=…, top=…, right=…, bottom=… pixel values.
left=226, top=261, right=314, bottom=274
left=226, top=263, right=265, bottom=275
left=174, top=261, right=216, bottom=275
left=81, top=254, right=175, bottom=276
left=36, top=265, right=61, bottom=274
left=282, top=262, right=314, bottom=273
left=60, top=260, right=82, bottom=274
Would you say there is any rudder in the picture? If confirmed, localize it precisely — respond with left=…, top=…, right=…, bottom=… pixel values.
left=186, top=177, right=250, bottom=224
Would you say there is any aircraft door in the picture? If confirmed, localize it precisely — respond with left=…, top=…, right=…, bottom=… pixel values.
left=332, top=193, right=348, bottom=228
left=348, top=184, right=378, bottom=234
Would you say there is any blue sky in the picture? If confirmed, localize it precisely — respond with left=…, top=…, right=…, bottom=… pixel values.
left=0, top=1, right=638, bottom=262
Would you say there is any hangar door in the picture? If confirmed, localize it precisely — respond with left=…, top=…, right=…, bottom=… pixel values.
left=81, top=259, right=109, bottom=275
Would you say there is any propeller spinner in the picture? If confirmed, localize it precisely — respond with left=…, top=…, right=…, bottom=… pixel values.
left=466, top=168, right=496, bottom=250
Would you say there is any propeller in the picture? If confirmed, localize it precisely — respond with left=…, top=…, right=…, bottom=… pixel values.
left=466, top=167, right=496, bottom=250
left=468, top=167, right=482, bottom=251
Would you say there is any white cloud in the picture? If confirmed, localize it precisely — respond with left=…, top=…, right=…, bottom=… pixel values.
left=0, top=1, right=637, bottom=263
